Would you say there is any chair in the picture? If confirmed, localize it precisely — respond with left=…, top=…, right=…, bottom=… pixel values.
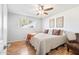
left=66, top=32, right=79, bottom=54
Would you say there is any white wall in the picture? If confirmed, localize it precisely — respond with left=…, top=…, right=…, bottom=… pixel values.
left=0, top=5, right=2, bottom=40
left=8, top=12, right=42, bottom=42
left=43, top=7, right=79, bottom=33
left=0, top=4, right=3, bottom=54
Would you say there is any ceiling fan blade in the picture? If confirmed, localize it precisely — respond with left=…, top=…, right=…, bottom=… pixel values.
left=38, top=4, right=44, bottom=10
left=41, top=6, right=43, bottom=10
left=44, top=12, right=48, bottom=15
left=44, top=8, right=53, bottom=11
left=37, top=13, right=39, bottom=15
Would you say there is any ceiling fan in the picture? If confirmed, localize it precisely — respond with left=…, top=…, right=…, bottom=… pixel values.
left=36, top=4, right=54, bottom=15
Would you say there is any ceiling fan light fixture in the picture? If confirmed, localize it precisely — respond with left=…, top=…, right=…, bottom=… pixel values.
left=35, top=4, right=54, bottom=16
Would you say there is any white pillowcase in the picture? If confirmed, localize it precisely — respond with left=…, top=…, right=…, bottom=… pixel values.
left=48, top=29, right=52, bottom=35
left=66, top=31, right=76, bottom=40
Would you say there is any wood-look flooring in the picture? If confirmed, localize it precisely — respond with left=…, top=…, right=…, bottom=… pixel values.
left=7, top=40, right=74, bottom=55
left=7, top=41, right=36, bottom=55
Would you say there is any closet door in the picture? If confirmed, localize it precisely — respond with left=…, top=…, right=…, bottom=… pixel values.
left=3, top=4, right=7, bottom=47
left=0, top=4, right=7, bottom=55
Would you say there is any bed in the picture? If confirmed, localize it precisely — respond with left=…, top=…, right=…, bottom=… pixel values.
left=30, top=33, right=67, bottom=55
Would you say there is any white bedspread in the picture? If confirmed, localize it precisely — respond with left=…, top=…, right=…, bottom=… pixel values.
left=30, top=33, right=67, bottom=55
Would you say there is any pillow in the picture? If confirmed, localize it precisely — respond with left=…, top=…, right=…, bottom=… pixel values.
left=75, top=33, right=79, bottom=42
left=65, top=31, right=76, bottom=41
left=44, top=29, right=49, bottom=34
left=48, top=29, right=52, bottom=35
left=52, top=29, right=61, bottom=35
left=60, top=30, right=64, bottom=35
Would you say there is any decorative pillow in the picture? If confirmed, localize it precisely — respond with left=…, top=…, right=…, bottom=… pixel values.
left=65, top=31, right=76, bottom=41
left=60, top=30, right=64, bottom=35
left=75, top=33, right=79, bottom=42
left=44, top=29, right=49, bottom=34
left=52, top=29, right=61, bottom=35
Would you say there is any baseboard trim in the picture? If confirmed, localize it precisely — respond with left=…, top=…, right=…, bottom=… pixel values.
left=7, top=39, right=26, bottom=43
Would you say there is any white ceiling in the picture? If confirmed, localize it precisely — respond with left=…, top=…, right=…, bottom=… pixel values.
left=7, top=4, right=79, bottom=18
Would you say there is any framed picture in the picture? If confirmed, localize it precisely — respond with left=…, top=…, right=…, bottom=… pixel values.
left=56, top=16, right=64, bottom=28
left=19, top=17, right=32, bottom=27
left=49, top=18, right=55, bottom=28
